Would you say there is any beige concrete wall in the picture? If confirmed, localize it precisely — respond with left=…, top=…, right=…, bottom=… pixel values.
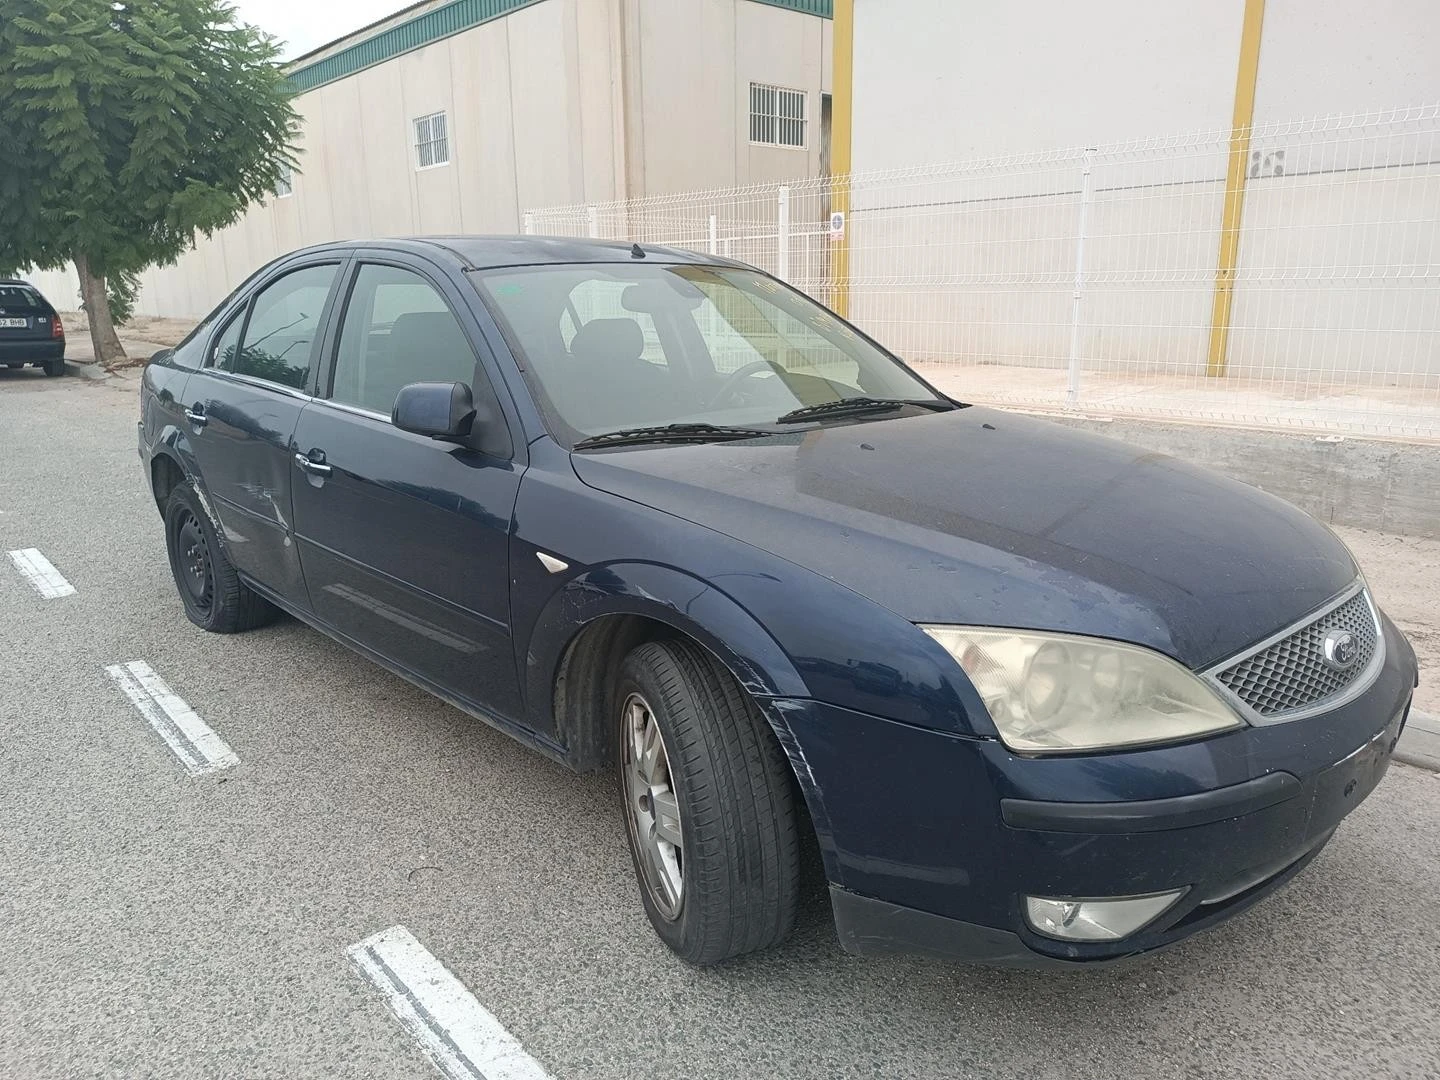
left=845, top=0, right=1440, bottom=386
left=850, top=0, right=1245, bottom=169
left=108, top=0, right=829, bottom=319
left=627, top=0, right=830, bottom=195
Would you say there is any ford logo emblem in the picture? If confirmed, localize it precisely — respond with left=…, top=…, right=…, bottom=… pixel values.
left=1322, top=628, right=1359, bottom=671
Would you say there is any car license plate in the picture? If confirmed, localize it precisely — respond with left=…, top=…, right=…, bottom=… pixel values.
left=0, top=318, right=28, bottom=329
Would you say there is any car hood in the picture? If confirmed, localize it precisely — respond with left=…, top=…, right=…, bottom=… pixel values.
left=569, top=407, right=1357, bottom=669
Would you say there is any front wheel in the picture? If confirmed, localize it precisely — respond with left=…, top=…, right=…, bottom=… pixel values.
left=164, top=481, right=278, bottom=633
left=616, top=638, right=801, bottom=966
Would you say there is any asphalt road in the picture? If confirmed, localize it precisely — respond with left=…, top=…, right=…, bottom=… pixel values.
left=2, top=369, right=1438, bottom=1080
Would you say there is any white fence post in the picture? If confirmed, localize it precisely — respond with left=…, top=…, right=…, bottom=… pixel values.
left=777, top=186, right=791, bottom=281
left=1066, top=148, right=1096, bottom=409
left=522, top=212, right=535, bottom=236
left=708, top=213, right=718, bottom=255
left=586, top=205, right=600, bottom=238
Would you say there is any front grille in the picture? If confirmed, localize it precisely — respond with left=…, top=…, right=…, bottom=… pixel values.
left=1214, top=589, right=1378, bottom=718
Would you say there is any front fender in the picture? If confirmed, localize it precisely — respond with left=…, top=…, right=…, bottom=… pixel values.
left=523, top=562, right=810, bottom=730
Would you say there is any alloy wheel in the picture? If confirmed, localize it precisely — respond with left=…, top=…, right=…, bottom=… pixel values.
left=622, top=692, right=685, bottom=918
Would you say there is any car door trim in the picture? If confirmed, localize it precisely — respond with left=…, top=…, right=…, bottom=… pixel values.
left=292, top=532, right=510, bottom=634
left=204, top=369, right=316, bottom=401
left=237, top=572, right=555, bottom=759
left=210, top=490, right=291, bottom=533
left=312, top=397, right=391, bottom=424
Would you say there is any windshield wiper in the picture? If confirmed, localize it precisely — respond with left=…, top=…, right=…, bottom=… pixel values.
left=774, top=397, right=953, bottom=425
left=572, top=423, right=771, bottom=450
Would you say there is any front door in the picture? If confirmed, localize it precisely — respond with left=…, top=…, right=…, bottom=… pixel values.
left=180, top=261, right=344, bottom=605
left=289, top=258, right=524, bottom=720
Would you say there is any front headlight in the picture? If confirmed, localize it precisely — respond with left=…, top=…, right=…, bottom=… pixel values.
left=919, top=626, right=1243, bottom=753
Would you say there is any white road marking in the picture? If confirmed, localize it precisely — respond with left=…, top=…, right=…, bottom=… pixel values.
left=348, top=926, right=554, bottom=1080
left=104, top=661, right=239, bottom=776
left=7, top=548, right=76, bottom=598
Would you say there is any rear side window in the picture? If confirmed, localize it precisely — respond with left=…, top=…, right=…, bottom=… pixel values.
left=0, top=285, right=46, bottom=312
left=210, top=311, right=244, bottom=372
left=234, top=264, right=338, bottom=390
left=330, top=264, right=479, bottom=415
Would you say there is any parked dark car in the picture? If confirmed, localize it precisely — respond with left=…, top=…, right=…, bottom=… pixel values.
left=137, top=238, right=1418, bottom=968
left=0, top=279, right=65, bottom=376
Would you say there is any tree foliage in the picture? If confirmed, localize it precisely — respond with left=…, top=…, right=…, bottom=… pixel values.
left=0, top=0, right=296, bottom=349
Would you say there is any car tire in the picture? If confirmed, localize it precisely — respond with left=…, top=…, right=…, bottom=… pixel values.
left=44, top=358, right=64, bottom=377
left=616, top=638, right=801, bottom=966
left=164, top=481, right=278, bottom=633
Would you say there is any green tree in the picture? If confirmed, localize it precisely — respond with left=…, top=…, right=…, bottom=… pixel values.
left=0, top=0, right=297, bottom=364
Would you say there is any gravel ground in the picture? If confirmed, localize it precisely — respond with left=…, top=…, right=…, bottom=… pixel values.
left=0, top=373, right=1436, bottom=1080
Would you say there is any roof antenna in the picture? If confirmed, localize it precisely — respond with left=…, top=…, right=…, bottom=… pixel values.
left=630, top=243, right=646, bottom=259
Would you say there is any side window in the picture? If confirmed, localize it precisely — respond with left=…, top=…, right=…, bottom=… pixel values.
left=331, top=264, right=480, bottom=417
left=562, top=279, right=669, bottom=368
left=234, top=264, right=338, bottom=390
left=209, top=311, right=244, bottom=371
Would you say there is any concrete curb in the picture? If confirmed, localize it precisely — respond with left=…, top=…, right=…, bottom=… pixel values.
left=1396, top=708, right=1440, bottom=773
left=71, top=361, right=111, bottom=381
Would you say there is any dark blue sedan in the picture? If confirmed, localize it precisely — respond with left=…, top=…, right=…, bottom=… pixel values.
left=137, top=237, right=1418, bottom=967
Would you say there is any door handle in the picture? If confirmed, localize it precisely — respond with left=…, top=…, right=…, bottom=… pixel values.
left=184, top=406, right=207, bottom=426
left=294, top=452, right=333, bottom=477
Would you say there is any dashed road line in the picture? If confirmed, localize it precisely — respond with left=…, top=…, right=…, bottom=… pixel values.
left=7, top=548, right=76, bottom=598
left=348, top=925, right=554, bottom=1080
left=105, top=660, right=239, bottom=776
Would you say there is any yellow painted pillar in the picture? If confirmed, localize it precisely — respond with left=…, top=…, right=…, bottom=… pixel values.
left=1206, top=0, right=1268, bottom=377
left=830, top=0, right=854, bottom=317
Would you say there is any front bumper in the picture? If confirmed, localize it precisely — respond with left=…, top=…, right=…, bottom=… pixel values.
left=766, top=614, right=1417, bottom=968
left=0, top=338, right=63, bottom=363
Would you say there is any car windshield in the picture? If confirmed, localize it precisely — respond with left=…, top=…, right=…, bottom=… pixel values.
left=472, top=263, right=949, bottom=446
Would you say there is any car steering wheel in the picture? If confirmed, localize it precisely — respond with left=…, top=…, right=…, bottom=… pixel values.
left=705, top=359, right=786, bottom=409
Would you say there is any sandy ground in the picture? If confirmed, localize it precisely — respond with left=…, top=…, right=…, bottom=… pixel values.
left=58, top=311, right=194, bottom=365
left=1333, top=526, right=1438, bottom=714
left=915, top=361, right=1440, bottom=443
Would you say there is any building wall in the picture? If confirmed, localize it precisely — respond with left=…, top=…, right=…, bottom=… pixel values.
left=49, top=0, right=829, bottom=320
left=851, top=0, right=1246, bottom=169
left=625, top=0, right=831, bottom=194
left=845, top=0, right=1440, bottom=384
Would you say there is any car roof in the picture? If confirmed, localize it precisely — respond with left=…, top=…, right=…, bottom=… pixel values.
left=280, top=235, right=750, bottom=272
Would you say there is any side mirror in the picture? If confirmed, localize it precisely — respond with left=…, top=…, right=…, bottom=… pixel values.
left=392, top=381, right=476, bottom=441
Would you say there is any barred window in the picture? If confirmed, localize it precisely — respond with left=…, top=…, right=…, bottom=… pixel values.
left=274, top=161, right=293, bottom=197
left=749, top=83, right=806, bottom=148
left=414, top=111, right=450, bottom=169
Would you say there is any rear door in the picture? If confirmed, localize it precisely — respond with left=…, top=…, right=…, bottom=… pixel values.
left=180, top=259, right=346, bottom=606
left=289, top=255, right=525, bottom=719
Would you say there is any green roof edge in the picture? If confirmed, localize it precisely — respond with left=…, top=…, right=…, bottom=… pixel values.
left=287, top=0, right=833, bottom=95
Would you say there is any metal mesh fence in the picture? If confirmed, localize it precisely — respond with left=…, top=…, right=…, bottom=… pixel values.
left=526, top=105, right=1440, bottom=440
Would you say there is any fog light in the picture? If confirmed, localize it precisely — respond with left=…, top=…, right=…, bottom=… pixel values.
left=1025, top=889, right=1187, bottom=941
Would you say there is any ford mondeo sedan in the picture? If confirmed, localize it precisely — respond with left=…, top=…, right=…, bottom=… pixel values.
left=137, top=237, right=1418, bottom=967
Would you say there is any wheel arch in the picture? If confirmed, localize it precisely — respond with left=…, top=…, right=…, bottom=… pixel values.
left=528, top=563, right=809, bottom=773
left=149, top=448, right=186, bottom=517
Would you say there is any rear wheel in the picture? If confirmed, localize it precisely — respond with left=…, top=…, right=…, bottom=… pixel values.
left=43, top=358, right=64, bottom=377
left=164, top=481, right=277, bottom=633
left=616, top=638, right=800, bottom=966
